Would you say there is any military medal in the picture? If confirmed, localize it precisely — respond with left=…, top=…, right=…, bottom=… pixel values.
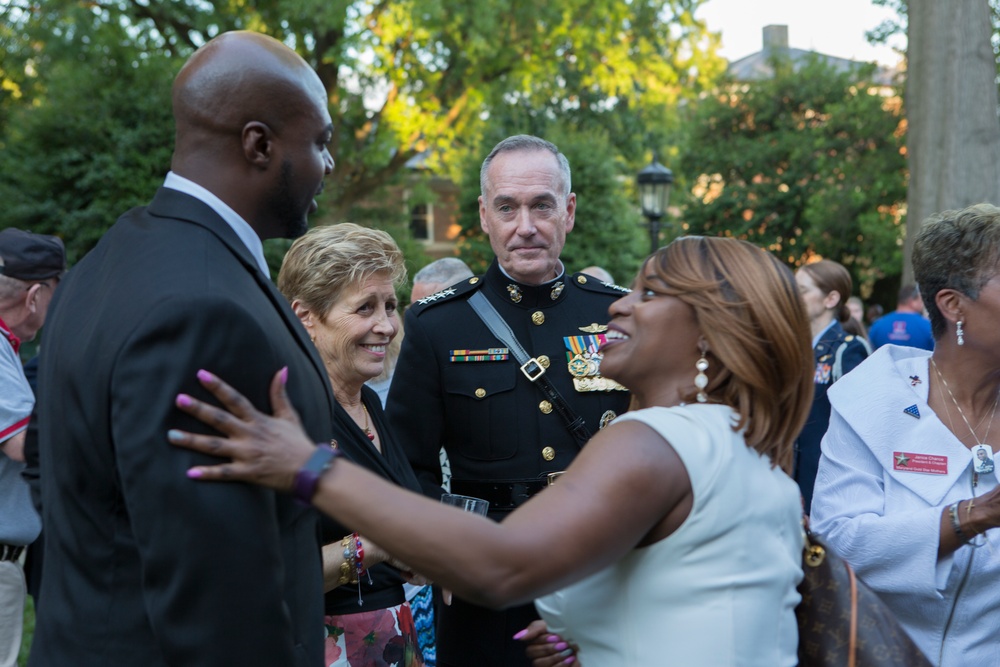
left=568, top=355, right=590, bottom=378
left=563, top=334, right=627, bottom=392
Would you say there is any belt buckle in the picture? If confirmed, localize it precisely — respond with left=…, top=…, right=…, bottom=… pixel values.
left=546, top=471, right=566, bottom=486
left=520, top=358, right=546, bottom=382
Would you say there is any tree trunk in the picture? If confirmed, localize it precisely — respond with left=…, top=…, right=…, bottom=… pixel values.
left=904, top=0, right=1000, bottom=284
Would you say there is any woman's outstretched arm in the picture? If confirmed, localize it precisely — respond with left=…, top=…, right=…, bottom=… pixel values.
left=169, top=368, right=691, bottom=608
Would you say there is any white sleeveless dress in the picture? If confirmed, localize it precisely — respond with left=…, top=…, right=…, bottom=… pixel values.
left=534, top=404, right=803, bottom=666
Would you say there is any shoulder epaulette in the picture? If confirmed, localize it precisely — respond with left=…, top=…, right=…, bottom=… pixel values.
left=408, top=275, right=484, bottom=314
left=570, top=272, right=631, bottom=295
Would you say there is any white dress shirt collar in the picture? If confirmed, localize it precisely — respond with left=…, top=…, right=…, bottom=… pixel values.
left=163, top=172, right=270, bottom=277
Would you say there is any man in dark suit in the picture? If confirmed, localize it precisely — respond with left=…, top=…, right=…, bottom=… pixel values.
left=386, top=135, right=631, bottom=667
left=27, top=31, right=338, bottom=667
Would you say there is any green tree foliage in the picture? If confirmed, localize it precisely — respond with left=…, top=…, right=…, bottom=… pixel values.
left=0, top=9, right=178, bottom=263
left=676, top=55, right=907, bottom=297
left=0, top=0, right=724, bottom=270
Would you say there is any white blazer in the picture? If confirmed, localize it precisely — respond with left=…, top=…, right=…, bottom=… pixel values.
left=812, top=345, right=1000, bottom=667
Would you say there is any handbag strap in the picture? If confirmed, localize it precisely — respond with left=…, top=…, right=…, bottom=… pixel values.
left=468, top=291, right=593, bottom=447
left=844, top=559, right=858, bottom=667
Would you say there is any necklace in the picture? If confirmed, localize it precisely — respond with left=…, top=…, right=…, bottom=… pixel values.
left=362, top=404, right=375, bottom=441
left=931, top=358, right=1000, bottom=446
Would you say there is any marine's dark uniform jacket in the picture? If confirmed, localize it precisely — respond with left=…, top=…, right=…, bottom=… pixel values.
left=795, top=320, right=870, bottom=513
left=386, top=259, right=631, bottom=667
left=387, top=259, right=631, bottom=509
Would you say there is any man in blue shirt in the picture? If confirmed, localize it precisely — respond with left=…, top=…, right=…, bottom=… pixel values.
left=869, top=284, right=935, bottom=350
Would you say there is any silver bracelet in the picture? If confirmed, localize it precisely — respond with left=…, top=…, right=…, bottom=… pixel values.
left=949, top=501, right=974, bottom=544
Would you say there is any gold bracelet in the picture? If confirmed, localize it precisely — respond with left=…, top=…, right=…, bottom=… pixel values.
left=341, top=535, right=359, bottom=585
left=336, top=561, right=352, bottom=587
left=966, top=499, right=978, bottom=535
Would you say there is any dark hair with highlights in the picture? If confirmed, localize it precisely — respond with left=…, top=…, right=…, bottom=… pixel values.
left=642, top=236, right=814, bottom=473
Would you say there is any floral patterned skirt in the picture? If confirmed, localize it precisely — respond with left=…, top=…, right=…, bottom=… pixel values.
left=325, top=601, right=425, bottom=667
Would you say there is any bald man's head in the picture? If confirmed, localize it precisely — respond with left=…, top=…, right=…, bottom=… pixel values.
left=173, top=31, right=324, bottom=139
left=170, top=31, right=334, bottom=241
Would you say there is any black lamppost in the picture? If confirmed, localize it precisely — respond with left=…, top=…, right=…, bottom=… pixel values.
left=636, top=158, right=674, bottom=255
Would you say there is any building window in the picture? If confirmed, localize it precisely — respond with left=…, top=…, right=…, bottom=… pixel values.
left=410, top=203, right=432, bottom=241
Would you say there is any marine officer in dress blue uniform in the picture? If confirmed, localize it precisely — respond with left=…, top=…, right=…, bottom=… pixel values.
left=386, top=135, right=632, bottom=667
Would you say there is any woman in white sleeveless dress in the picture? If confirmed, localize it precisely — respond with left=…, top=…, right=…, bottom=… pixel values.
left=167, top=236, right=812, bottom=667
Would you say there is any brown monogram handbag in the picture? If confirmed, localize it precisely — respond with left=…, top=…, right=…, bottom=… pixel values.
left=796, top=531, right=933, bottom=667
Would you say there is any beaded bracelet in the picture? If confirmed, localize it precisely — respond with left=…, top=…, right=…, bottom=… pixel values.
left=354, top=533, right=366, bottom=581
left=949, top=501, right=974, bottom=544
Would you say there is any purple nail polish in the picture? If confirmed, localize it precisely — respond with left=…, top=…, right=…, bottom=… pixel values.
left=555, top=642, right=568, bottom=651
left=280, top=366, right=288, bottom=385
left=563, top=657, right=576, bottom=665
left=546, top=635, right=560, bottom=643
left=176, top=394, right=191, bottom=407
left=512, top=629, right=527, bottom=640
left=197, top=369, right=213, bottom=383
left=187, top=468, right=203, bottom=479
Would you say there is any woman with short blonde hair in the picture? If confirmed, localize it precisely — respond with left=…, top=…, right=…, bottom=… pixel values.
left=278, top=223, right=424, bottom=667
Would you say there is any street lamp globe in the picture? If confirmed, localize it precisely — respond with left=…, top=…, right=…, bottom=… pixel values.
left=636, top=158, right=674, bottom=253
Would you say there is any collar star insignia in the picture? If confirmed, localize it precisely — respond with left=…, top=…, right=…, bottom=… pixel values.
left=895, top=452, right=911, bottom=467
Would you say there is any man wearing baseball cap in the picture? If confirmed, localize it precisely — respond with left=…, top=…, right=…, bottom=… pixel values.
left=0, top=227, right=64, bottom=667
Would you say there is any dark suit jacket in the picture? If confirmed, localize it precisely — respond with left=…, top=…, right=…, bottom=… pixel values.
left=28, top=188, right=338, bottom=667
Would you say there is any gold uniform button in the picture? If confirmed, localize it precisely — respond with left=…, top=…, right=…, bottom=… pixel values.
left=539, top=400, right=553, bottom=414
left=537, top=355, right=550, bottom=368
left=532, top=311, right=545, bottom=325
left=469, top=277, right=479, bottom=284
left=475, top=388, right=486, bottom=398
left=577, top=275, right=587, bottom=284
left=542, top=446, right=556, bottom=461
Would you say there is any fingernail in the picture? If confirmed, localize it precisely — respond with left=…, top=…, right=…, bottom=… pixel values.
left=187, top=468, right=203, bottom=478
left=197, top=369, right=213, bottom=383
left=280, top=366, right=288, bottom=385
left=563, top=657, right=576, bottom=665
left=555, top=642, right=568, bottom=651
left=512, top=629, right=527, bottom=640
left=546, top=635, right=560, bottom=643
left=167, top=429, right=183, bottom=442
left=559, top=648, right=574, bottom=658
left=176, top=394, right=191, bottom=407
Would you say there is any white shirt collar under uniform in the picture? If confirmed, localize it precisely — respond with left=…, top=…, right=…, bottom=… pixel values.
left=163, top=172, right=270, bottom=277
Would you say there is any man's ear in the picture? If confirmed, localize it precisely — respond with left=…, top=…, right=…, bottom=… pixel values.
left=24, top=283, right=43, bottom=313
left=242, top=121, right=274, bottom=168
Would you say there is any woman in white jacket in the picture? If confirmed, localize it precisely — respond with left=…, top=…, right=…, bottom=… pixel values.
left=812, top=203, right=1000, bottom=667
